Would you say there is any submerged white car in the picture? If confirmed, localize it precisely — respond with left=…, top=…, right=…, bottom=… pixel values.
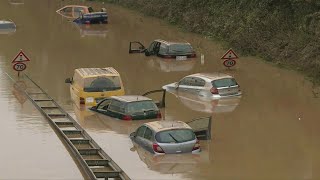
left=163, top=73, right=242, bottom=99
left=0, top=20, right=16, bottom=34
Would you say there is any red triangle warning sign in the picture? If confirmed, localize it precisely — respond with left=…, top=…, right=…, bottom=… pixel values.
left=221, top=48, right=239, bottom=59
left=12, top=50, right=30, bottom=63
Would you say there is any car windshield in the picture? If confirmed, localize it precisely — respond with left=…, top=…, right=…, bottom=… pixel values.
left=168, top=44, right=193, bottom=54
left=126, top=100, right=158, bottom=114
left=212, top=78, right=237, bottom=88
left=155, top=129, right=195, bottom=143
left=84, top=76, right=121, bottom=92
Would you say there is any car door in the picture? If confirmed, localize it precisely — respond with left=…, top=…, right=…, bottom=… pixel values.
left=186, top=116, right=212, bottom=140
left=177, top=77, right=193, bottom=92
left=132, top=126, right=147, bottom=147
left=94, top=98, right=112, bottom=114
left=188, top=77, right=207, bottom=94
left=106, top=100, right=125, bottom=119
left=142, top=127, right=154, bottom=153
left=129, top=41, right=146, bottom=53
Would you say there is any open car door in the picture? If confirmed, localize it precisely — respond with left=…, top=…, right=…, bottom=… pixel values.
left=142, top=89, right=166, bottom=108
left=187, top=116, right=212, bottom=140
left=129, top=41, right=146, bottom=53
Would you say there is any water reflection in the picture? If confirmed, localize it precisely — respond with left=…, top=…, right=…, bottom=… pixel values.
left=130, top=141, right=205, bottom=174
left=147, top=58, right=196, bottom=72
left=165, top=88, right=241, bottom=114
left=73, top=24, right=108, bottom=38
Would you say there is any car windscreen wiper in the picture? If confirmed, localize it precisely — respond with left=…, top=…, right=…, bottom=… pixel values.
left=168, top=133, right=180, bottom=143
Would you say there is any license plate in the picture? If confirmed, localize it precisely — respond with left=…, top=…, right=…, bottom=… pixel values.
left=176, top=56, right=187, bottom=61
left=86, top=97, right=94, bottom=103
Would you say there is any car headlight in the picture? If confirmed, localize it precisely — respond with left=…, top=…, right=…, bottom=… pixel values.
left=86, top=97, right=94, bottom=103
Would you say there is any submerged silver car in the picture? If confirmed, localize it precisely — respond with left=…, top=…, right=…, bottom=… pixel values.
left=130, top=121, right=202, bottom=154
left=163, top=73, right=242, bottom=99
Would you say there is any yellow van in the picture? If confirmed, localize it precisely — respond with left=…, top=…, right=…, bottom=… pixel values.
left=65, top=67, right=125, bottom=106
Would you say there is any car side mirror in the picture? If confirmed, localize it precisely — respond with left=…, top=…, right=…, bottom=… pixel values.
left=65, top=78, right=73, bottom=84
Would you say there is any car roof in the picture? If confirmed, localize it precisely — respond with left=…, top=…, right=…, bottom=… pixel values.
left=61, top=5, right=89, bottom=8
left=75, top=67, right=120, bottom=78
left=110, top=95, right=152, bottom=103
left=186, top=73, right=233, bottom=81
left=145, top=121, right=192, bottom=132
left=154, top=39, right=191, bottom=46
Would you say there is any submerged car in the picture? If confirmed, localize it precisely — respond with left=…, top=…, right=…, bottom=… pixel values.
left=90, top=95, right=162, bottom=120
left=65, top=67, right=125, bottom=106
left=0, top=20, right=16, bottom=34
left=163, top=73, right=242, bottom=99
left=130, top=117, right=211, bottom=154
left=129, top=39, right=196, bottom=60
left=56, top=5, right=108, bottom=24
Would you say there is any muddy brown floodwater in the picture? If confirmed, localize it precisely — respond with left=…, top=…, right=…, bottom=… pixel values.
left=1, top=0, right=320, bottom=179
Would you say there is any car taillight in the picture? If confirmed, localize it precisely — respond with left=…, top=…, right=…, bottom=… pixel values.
left=190, top=53, right=196, bottom=58
left=210, top=87, right=219, bottom=94
left=122, top=115, right=132, bottom=121
left=153, top=143, right=165, bottom=153
left=80, top=97, right=85, bottom=104
left=85, top=21, right=90, bottom=24
left=192, top=140, right=200, bottom=151
left=157, top=111, right=162, bottom=118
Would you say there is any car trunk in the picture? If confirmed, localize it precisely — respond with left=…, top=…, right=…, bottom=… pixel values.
left=217, top=85, right=240, bottom=96
left=157, top=140, right=196, bottom=154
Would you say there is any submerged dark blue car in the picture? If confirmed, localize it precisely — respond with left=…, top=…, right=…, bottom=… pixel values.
left=73, top=12, right=108, bottom=24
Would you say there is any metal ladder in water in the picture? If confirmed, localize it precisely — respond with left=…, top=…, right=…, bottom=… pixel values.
left=7, top=73, right=130, bottom=180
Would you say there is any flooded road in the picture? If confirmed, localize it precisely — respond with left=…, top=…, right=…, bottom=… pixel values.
left=1, top=0, right=320, bottom=179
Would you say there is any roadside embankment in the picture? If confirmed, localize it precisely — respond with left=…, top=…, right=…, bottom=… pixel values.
left=99, top=0, right=320, bottom=84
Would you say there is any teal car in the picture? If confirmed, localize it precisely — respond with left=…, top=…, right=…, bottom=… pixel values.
left=90, top=95, right=162, bottom=120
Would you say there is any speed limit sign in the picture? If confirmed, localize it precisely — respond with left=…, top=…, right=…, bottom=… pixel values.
left=13, top=62, right=27, bottom=72
left=223, top=59, right=236, bottom=68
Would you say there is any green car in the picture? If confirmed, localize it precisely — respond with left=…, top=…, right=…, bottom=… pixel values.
left=90, top=95, right=162, bottom=120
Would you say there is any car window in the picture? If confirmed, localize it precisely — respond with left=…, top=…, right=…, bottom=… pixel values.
left=108, top=100, right=125, bottom=113
left=126, top=100, right=158, bottom=113
left=212, top=78, right=237, bottom=88
left=155, top=129, right=195, bottom=143
left=168, top=44, right=193, bottom=54
left=74, top=7, right=84, bottom=17
left=179, top=77, right=193, bottom=86
left=158, top=43, right=168, bottom=54
left=88, top=7, right=94, bottom=13
left=97, top=99, right=112, bottom=111
left=144, top=127, right=153, bottom=141
left=83, top=76, right=121, bottom=92
left=136, top=126, right=147, bottom=137
left=190, top=77, right=206, bottom=87
left=61, top=7, right=72, bottom=13
left=147, top=41, right=157, bottom=53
